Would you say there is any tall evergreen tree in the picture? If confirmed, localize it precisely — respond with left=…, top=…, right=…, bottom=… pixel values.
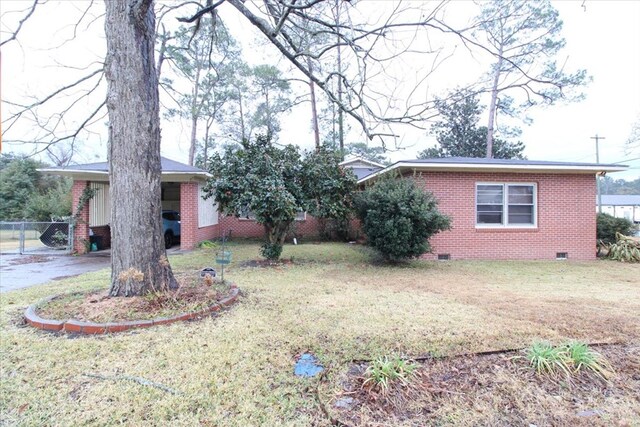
left=419, top=90, right=525, bottom=159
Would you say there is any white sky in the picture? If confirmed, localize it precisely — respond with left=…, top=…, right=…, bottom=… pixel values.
left=1, top=0, right=639, bottom=179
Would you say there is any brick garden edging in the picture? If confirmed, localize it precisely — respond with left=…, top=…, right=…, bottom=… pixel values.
left=24, top=284, right=239, bottom=335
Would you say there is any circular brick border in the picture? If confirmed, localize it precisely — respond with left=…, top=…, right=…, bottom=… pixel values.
left=24, top=284, right=239, bottom=335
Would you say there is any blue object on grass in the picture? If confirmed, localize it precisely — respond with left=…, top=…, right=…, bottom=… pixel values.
left=294, top=353, right=324, bottom=377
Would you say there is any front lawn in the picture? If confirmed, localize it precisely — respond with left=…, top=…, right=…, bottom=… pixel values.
left=1, top=242, right=638, bottom=425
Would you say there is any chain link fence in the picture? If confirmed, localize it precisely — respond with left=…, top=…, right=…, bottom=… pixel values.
left=0, top=221, right=73, bottom=255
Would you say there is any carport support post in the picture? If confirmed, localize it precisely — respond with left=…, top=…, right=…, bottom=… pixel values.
left=68, top=223, right=74, bottom=254
left=71, top=180, right=91, bottom=254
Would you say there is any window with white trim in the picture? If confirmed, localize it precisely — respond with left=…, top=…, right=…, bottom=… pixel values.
left=476, top=183, right=536, bottom=227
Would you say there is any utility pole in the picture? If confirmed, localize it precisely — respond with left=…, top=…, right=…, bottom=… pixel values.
left=590, top=134, right=605, bottom=213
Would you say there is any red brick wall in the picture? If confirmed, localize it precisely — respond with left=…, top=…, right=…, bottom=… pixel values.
left=179, top=182, right=219, bottom=250
left=71, top=180, right=90, bottom=254
left=411, top=172, right=597, bottom=260
left=218, top=215, right=322, bottom=241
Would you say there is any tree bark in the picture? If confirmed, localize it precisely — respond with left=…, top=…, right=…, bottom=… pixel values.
left=188, top=62, right=203, bottom=166
left=486, top=47, right=503, bottom=159
left=104, top=0, right=178, bottom=296
left=307, top=58, right=320, bottom=150
left=237, top=87, right=246, bottom=141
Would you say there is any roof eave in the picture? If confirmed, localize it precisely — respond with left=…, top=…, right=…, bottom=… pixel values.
left=38, top=169, right=212, bottom=182
left=357, top=162, right=629, bottom=185
left=339, top=156, right=386, bottom=169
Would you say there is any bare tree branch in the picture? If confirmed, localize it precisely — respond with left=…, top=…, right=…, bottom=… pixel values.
left=0, top=0, right=38, bottom=47
left=177, top=0, right=226, bottom=23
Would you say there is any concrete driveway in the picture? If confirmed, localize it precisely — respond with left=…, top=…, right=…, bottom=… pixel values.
left=0, top=252, right=110, bottom=293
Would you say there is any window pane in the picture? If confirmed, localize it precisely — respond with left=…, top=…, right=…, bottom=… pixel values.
left=478, top=205, right=503, bottom=212
left=477, top=185, right=503, bottom=204
left=508, top=205, right=534, bottom=224
left=477, top=185, right=503, bottom=224
left=478, top=212, right=503, bottom=224
left=477, top=204, right=503, bottom=224
left=508, top=185, right=533, bottom=204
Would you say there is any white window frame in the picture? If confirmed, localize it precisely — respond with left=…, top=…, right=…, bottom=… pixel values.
left=475, top=182, right=537, bottom=228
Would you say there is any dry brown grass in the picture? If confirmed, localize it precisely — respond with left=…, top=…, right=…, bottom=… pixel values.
left=1, top=242, right=638, bottom=426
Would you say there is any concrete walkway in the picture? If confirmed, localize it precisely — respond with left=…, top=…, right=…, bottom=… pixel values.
left=0, top=252, right=110, bottom=293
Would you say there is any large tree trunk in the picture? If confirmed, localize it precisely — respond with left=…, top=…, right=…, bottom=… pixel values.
left=104, top=0, right=178, bottom=297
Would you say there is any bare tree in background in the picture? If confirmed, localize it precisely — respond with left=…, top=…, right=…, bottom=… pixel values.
left=441, top=0, right=589, bottom=158
left=163, top=17, right=242, bottom=165
left=626, top=117, right=640, bottom=156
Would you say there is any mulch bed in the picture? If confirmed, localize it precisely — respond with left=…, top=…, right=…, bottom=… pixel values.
left=36, top=274, right=233, bottom=323
left=329, top=343, right=640, bottom=426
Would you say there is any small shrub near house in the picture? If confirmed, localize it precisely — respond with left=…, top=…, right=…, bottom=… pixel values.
left=355, top=177, right=450, bottom=262
left=597, top=213, right=636, bottom=244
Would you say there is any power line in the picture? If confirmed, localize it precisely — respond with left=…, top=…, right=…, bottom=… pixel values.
left=612, top=156, right=640, bottom=164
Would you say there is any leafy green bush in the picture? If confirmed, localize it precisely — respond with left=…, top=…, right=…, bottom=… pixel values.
left=597, top=213, right=636, bottom=244
left=260, top=242, right=283, bottom=261
left=355, top=177, right=450, bottom=262
left=204, top=136, right=356, bottom=260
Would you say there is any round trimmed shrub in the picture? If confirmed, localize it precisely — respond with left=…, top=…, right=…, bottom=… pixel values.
left=260, top=242, right=283, bottom=260
left=597, top=213, right=637, bottom=244
left=355, top=177, right=450, bottom=262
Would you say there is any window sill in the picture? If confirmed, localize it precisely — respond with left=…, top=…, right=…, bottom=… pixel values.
left=237, top=218, right=306, bottom=222
left=475, top=226, right=538, bottom=232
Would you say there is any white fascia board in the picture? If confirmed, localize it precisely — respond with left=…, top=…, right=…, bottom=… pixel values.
left=357, top=162, right=628, bottom=184
left=339, top=157, right=386, bottom=169
left=37, top=169, right=212, bottom=182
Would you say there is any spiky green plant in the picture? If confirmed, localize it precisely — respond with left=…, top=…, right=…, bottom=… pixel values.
left=526, top=341, right=571, bottom=376
left=564, top=341, right=614, bottom=380
left=362, top=356, right=418, bottom=394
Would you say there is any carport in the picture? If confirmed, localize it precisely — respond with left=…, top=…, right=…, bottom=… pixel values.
left=39, top=157, right=220, bottom=253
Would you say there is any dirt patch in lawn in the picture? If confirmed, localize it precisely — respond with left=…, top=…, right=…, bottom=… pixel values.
left=36, top=274, right=234, bottom=323
left=329, top=343, right=640, bottom=426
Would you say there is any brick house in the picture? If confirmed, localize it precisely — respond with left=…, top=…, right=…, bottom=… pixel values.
left=357, top=158, right=627, bottom=260
left=40, top=157, right=375, bottom=253
left=42, top=155, right=625, bottom=260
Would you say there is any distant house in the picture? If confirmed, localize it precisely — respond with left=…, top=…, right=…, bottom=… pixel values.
left=358, top=157, right=627, bottom=260
left=600, top=195, right=640, bottom=224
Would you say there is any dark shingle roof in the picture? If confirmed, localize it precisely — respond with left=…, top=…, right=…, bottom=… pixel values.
left=48, top=157, right=206, bottom=173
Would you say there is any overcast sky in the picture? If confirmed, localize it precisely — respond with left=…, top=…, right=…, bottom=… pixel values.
left=1, top=0, right=639, bottom=179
